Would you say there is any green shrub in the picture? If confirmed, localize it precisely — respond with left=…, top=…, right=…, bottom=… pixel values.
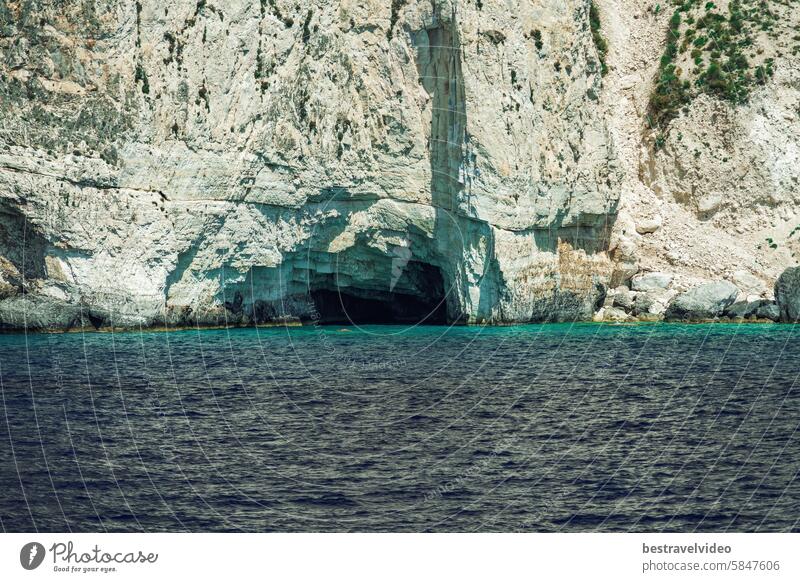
left=648, top=0, right=781, bottom=129
left=589, top=2, right=609, bottom=76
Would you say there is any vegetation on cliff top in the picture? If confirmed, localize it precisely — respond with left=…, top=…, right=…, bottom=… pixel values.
left=648, top=0, right=794, bottom=130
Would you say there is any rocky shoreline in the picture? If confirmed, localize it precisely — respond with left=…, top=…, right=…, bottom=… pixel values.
left=1, top=266, right=798, bottom=333
left=596, top=267, right=800, bottom=325
left=1, top=1, right=799, bottom=332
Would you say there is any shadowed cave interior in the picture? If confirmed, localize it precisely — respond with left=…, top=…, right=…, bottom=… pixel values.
left=307, top=262, right=448, bottom=325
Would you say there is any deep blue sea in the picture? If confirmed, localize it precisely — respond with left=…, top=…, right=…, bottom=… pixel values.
left=0, top=323, right=798, bottom=532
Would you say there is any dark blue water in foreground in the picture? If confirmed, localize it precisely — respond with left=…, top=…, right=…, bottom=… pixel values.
left=0, top=323, right=798, bottom=532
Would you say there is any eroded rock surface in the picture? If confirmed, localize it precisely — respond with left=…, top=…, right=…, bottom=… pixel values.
left=665, top=281, right=739, bottom=321
left=775, top=267, right=800, bottom=323
left=0, top=0, right=617, bottom=329
left=2, top=0, right=799, bottom=330
left=597, top=0, right=799, bottom=305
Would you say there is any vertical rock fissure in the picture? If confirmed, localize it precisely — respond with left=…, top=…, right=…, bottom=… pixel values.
left=414, top=15, right=467, bottom=212
left=412, top=6, right=501, bottom=323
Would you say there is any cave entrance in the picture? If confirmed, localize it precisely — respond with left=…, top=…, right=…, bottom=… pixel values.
left=308, top=262, right=448, bottom=325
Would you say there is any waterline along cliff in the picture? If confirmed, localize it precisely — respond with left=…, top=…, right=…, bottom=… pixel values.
left=0, top=0, right=798, bottom=330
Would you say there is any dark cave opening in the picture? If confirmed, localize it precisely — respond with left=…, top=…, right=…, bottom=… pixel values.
left=308, top=262, right=448, bottom=325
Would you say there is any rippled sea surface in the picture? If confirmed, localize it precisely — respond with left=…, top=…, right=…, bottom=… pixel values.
left=1, top=323, right=798, bottom=532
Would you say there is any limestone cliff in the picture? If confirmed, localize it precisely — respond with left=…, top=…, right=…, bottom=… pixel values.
left=596, top=0, right=800, bottom=322
left=0, top=0, right=616, bottom=329
left=1, top=0, right=798, bottom=330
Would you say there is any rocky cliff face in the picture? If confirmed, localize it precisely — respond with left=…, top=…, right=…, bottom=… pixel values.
left=1, top=0, right=797, bottom=330
left=595, top=0, right=800, bottom=322
left=0, top=0, right=617, bottom=329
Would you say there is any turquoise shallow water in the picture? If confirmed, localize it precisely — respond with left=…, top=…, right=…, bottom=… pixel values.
left=0, top=322, right=798, bottom=531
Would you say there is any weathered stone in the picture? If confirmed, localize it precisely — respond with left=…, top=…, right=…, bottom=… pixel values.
left=0, top=256, right=22, bottom=299
left=775, top=267, right=800, bottom=322
left=0, top=295, right=84, bottom=331
left=635, top=216, right=662, bottom=234
left=631, top=272, right=673, bottom=292
left=724, top=300, right=760, bottom=319
left=611, top=286, right=634, bottom=310
left=631, top=292, right=654, bottom=317
left=730, top=270, right=767, bottom=297
left=628, top=286, right=675, bottom=318
left=698, top=194, right=723, bottom=214
left=602, top=306, right=630, bottom=322
left=665, top=281, right=740, bottom=320
left=724, top=299, right=779, bottom=321
left=610, top=261, right=638, bottom=288
left=756, top=302, right=780, bottom=322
